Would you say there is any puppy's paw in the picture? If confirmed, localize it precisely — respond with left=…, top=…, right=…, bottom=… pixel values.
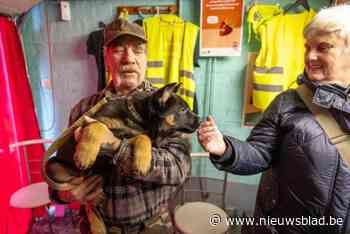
left=74, top=121, right=112, bottom=170
left=130, top=134, right=152, bottom=176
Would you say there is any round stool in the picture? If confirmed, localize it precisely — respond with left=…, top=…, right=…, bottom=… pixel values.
left=10, top=182, right=50, bottom=208
left=173, top=202, right=229, bottom=234
left=10, top=182, right=54, bottom=233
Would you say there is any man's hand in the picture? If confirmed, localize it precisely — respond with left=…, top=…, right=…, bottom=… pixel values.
left=61, top=175, right=105, bottom=206
left=197, top=116, right=226, bottom=156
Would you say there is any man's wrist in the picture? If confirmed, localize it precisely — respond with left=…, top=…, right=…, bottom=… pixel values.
left=112, top=138, right=129, bottom=164
left=100, top=138, right=122, bottom=155
left=111, top=138, right=122, bottom=151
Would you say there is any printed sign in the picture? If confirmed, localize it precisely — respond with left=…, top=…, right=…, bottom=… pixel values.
left=200, top=0, right=244, bottom=57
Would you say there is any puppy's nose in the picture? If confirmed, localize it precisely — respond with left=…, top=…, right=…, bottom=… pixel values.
left=193, top=116, right=201, bottom=128
left=195, top=115, right=200, bottom=122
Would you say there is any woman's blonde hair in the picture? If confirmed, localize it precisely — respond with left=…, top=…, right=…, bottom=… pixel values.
left=304, top=5, right=350, bottom=44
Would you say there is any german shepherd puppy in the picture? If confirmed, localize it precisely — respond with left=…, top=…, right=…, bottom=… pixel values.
left=44, top=82, right=200, bottom=190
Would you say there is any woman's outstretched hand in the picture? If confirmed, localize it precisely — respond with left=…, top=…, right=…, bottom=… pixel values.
left=197, top=116, right=226, bottom=156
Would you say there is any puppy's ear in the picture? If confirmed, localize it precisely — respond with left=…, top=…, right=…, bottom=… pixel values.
left=173, top=82, right=182, bottom=93
left=156, top=82, right=179, bottom=106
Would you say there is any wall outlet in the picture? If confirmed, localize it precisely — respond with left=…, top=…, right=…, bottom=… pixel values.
left=60, top=1, right=71, bottom=21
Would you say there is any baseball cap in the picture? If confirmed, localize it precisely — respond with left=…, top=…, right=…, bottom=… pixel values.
left=104, top=18, right=147, bottom=47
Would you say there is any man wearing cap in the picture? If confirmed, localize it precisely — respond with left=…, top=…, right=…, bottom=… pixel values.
left=48, top=19, right=191, bottom=234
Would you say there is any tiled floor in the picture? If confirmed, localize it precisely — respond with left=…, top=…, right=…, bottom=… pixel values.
left=30, top=212, right=242, bottom=234
left=30, top=212, right=80, bottom=234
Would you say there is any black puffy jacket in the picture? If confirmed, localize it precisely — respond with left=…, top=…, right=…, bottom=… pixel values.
left=211, top=88, right=350, bottom=234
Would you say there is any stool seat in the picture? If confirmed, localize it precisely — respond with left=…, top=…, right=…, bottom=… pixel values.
left=174, top=201, right=229, bottom=234
left=10, top=182, right=50, bottom=208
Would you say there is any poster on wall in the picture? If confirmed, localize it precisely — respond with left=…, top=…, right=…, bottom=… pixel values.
left=200, top=0, right=244, bottom=57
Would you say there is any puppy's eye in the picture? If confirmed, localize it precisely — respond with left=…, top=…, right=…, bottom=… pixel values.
left=179, top=107, right=187, bottom=113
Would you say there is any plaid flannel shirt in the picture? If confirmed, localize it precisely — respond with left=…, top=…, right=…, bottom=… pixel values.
left=53, top=80, right=191, bottom=227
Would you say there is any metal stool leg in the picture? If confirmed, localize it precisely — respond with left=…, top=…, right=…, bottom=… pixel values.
left=45, top=205, right=54, bottom=234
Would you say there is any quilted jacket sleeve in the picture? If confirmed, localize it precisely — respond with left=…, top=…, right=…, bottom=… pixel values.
left=210, top=93, right=285, bottom=175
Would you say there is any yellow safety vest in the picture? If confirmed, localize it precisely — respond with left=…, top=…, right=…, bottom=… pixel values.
left=143, top=14, right=198, bottom=110
left=248, top=5, right=315, bottom=110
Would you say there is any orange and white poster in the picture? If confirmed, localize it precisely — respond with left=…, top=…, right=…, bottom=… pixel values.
left=200, top=0, right=244, bottom=57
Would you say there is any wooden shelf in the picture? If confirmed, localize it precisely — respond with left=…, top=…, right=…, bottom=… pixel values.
left=242, top=52, right=262, bottom=127
left=117, top=5, right=178, bottom=16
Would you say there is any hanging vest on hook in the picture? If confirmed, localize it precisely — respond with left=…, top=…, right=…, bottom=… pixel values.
left=143, top=14, right=198, bottom=110
left=248, top=4, right=315, bottom=110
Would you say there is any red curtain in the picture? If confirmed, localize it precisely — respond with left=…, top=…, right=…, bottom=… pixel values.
left=0, top=17, right=44, bottom=234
